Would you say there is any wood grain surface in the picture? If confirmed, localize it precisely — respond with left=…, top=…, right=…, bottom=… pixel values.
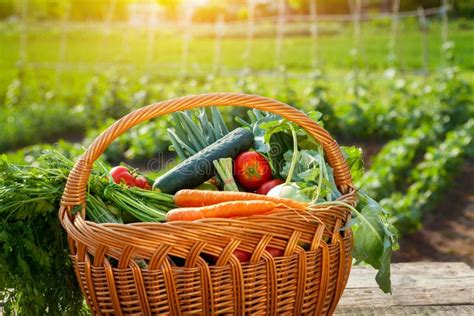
left=336, top=262, right=474, bottom=315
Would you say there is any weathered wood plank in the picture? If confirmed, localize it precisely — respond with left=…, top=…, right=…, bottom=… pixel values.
left=335, top=305, right=474, bottom=315
left=335, top=262, right=474, bottom=314
left=338, top=285, right=472, bottom=308
left=346, top=262, right=473, bottom=287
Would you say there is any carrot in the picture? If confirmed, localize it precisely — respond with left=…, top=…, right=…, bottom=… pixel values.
left=166, top=200, right=278, bottom=222
left=174, top=189, right=308, bottom=210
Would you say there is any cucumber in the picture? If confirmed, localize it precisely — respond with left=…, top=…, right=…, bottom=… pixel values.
left=154, top=127, right=254, bottom=194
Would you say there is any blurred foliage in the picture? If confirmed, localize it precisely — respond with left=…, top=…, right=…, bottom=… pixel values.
left=1, top=65, right=471, bottom=163
left=0, top=0, right=473, bottom=22
left=381, top=119, right=473, bottom=234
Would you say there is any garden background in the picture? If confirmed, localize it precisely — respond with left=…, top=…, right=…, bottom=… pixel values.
left=0, top=0, right=473, bottom=314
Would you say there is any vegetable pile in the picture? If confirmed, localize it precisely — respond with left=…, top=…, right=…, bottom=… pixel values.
left=161, top=107, right=397, bottom=293
left=0, top=106, right=398, bottom=313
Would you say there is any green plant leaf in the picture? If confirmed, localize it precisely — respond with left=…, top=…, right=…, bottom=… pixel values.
left=341, top=146, right=364, bottom=183
left=349, top=191, right=399, bottom=293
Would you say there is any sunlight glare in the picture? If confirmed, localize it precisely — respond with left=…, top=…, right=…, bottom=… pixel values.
left=183, top=0, right=209, bottom=7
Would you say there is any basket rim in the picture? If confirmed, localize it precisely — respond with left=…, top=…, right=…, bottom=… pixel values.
left=60, top=93, right=354, bottom=219
left=57, top=92, right=356, bottom=261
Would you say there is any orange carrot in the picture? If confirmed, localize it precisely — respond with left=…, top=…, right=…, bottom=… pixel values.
left=166, top=200, right=278, bottom=222
left=174, top=189, right=308, bottom=210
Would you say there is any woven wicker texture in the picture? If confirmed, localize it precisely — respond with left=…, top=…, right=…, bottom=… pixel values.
left=59, top=93, right=356, bottom=315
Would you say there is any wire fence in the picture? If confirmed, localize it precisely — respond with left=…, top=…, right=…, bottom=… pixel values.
left=11, top=0, right=452, bottom=81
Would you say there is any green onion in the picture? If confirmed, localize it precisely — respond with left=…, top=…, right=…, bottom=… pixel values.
left=179, top=111, right=208, bottom=150
left=167, top=107, right=231, bottom=159
left=168, top=128, right=191, bottom=160
left=167, top=128, right=198, bottom=155
left=213, top=158, right=239, bottom=191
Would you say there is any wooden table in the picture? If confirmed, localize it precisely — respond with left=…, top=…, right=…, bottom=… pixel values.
left=335, top=262, right=474, bottom=315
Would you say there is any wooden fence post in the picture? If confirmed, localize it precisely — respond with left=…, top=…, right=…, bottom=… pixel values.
left=441, top=0, right=449, bottom=44
left=388, top=0, right=400, bottom=65
left=98, top=0, right=117, bottom=64
left=213, top=14, right=225, bottom=76
left=275, top=0, right=285, bottom=70
left=55, top=1, right=71, bottom=88
left=146, top=5, right=158, bottom=66
left=310, top=0, right=319, bottom=68
left=181, top=6, right=194, bottom=76
left=18, top=0, right=28, bottom=69
left=441, top=0, right=450, bottom=65
left=243, top=0, right=255, bottom=68
left=417, top=6, right=429, bottom=75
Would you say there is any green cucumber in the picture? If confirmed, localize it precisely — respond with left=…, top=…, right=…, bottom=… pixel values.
left=154, top=127, right=254, bottom=194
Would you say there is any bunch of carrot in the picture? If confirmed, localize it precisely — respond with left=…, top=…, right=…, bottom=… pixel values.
left=166, top=189, right=309, bottom=221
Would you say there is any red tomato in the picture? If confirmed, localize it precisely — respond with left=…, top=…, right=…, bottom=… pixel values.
left=110, top=166, right=136, bottom=186
left=207, top=249, right=251, bottom=264
left=118, top=173, right=136, bottom=186
left=234, top=152, right=272, bottom=191
left=135, top=176, right=151, bottom=189
left=233, top=249, right=252, bottom=263
left=265, top=246, right=284, bottom=258
left=110, top=166, right=128, bottom=178
left=256, top=179, right=284, bottom=195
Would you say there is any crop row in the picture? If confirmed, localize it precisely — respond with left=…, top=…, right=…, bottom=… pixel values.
left=380, top=119, right=473, bottom=234
left=359, top=71, right=473, bottom=201
left=2, top=68, right=470, bottom=156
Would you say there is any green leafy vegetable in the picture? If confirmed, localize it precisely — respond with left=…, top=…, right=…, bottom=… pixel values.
left=0, top=153, right=85, bottom=315
left=341, top=145, right=399, bottom=293
left=348, top=192, right=399, bottom=293
left=0, top=150, right=176, bottom=313
left=243, top=114, right=400, bottom=293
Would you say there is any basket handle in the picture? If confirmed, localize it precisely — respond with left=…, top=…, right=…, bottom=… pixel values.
left=60, top=93, right=353, bottom=213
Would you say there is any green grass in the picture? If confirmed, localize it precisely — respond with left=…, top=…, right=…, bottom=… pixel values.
left=0, top=18, right=472, bottom=154
left=1, top=19, right=473, bottom=80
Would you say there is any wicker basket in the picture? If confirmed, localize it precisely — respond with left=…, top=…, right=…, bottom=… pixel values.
left=59, top=93, right=356, bottom=315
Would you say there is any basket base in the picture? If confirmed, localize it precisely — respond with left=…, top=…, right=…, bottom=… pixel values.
left=72, top=234, right=352, bottom=315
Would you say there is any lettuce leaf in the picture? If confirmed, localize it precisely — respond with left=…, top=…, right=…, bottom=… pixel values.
left=349, top=191, right=399, bottom=293
left=342, top=145, right=399, bottom=293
